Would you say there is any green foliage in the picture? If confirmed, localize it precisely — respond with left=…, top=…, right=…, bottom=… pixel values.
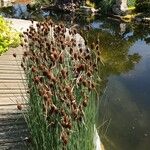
left=0, top=16, right=20, bottom=55
left=135, top=0, right=150, bottom=13
left=128, top=0, right=136, bottom=6
left=93, top=0, right=116, bottom=13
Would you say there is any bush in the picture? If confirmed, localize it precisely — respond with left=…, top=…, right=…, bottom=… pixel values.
left=128, top=0, right=136, bottom=7
left=93, top=0, right=116, bottom=13
left=135, top=0, right=150, bottom=13
left=0, top=16, right=20, bottom=55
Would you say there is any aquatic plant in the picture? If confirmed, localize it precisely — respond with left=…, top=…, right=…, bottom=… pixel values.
left=0, top=16, right=20, bottom=55
left=21, top=19, right=99, bottom=149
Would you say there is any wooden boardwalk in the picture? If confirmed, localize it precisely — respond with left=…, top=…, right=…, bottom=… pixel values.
left=0, top=46, right=28, bottom=150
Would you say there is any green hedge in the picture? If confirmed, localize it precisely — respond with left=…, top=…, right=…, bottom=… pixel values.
left=0, top=16, right=20, bottom=55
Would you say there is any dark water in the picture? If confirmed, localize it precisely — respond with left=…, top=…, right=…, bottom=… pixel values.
left=98, top=41, right=150, bottom=150
left=1, top=4, right=150, bottom=150
left=92, top=22, right=150, bottom=150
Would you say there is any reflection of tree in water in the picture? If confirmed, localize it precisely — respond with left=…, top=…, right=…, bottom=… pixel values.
left=82, top=19, right=150, bottom=150
left=81, top=21, right=149, bottom=150
left=82, top=27, right=141, bottom=79
left=130, top=24, right=150, bottom=45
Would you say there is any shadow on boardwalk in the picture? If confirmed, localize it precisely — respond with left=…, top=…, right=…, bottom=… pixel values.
left=0, top=46, right=29, bottom=149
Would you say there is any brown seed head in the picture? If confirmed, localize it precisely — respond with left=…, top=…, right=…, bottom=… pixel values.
left=17, top=103, right=22, bottom=110
left=13, top=53, right=17, bottom=58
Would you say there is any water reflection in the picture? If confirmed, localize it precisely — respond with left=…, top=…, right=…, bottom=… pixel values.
left=0, top=3, right=98, bottom=23
left=82, top=20, right=150, bottom=150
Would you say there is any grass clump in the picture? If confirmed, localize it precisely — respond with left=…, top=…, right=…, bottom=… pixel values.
left=0, top=16, right=20, bottom=55
left=21, top=19, right=99, bottom=149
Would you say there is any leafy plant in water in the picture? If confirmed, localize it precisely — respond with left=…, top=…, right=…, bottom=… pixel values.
left=0, top=16, right=20, bottom=55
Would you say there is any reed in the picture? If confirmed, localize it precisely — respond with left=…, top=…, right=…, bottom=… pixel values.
left=21, top=19, right=99, bottom=150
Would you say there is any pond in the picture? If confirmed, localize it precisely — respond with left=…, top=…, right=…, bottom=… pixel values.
left=93, top=21, right=150, bottom=150
left=0, top=3, right=150, bottom=150
left=80, top=18, right=150, bottom=150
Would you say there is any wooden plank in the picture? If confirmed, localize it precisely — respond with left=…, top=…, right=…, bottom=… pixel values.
left=0, top=65, right=22, bottom=69
left=0, top=93, right=27, bottom=97
left=0, top=130, right=28, bottom=143
left=0, top=142, right=28, bottom=150
left=0, top=101, right=27, bottom=106
left=0, top=104, right=27, bottom=108
left=0, top=73, right=25, bottom=78
left=0, top=88, right=27, bottom=94
left=0, top=82, right=27, bottom=86
left=0, top=64, right=21, bottom=66
left=0, top=102, right=27, bottom=108
left=0, top=68, right=23, bottom=72
left=0, top=123, right=27, bottom=132
left=0, top=59, right=21, bottom=62
left=6, top=51, right=24, bottom=55
left=0, top=138, right=28, bottom=145
left=0, top=55, right=22, bottom=61
left=0, top=115, right=25, bottom=127
left=0, top=83, right=27, bottom=88
left=0, top=114, right=27, bottom=122
left=0, top=98, right=27, bottom=105
left=0, top=71, right=24, bottom=74
left=0, top=78, right=26, bottom=81
left=0, top=113, right=23, bottom=119
left=0, top=108, right=26, bottom=114
left=0, top=87, right=27, bottom=90
left=0, top=86, right=28, bottom=90
left=0, top=97, right=27, bottom=100
left=0, top=59, right=22, bottom=61
left=0, top=113, right=24, bottom=120
left=0, top=99, right=27, bottom=105
left=4, top=47, right=24, bottom=54
left=0, top=82, right=26, bottom=86
left=0, top=61, right=21, bottom=65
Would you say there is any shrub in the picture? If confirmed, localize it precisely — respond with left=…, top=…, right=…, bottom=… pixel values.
left=93, top=0, right=116, bottom=13
left=135, top=0, right=150, bottom=13
left=21, top=19, right=99, bottom=149
left=128, top=0, right=136, bottom=7
left=0, top=16, right=20, bottom=55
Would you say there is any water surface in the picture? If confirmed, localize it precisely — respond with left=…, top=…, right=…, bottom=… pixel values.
left=92, top=21, right=150, bottom=150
